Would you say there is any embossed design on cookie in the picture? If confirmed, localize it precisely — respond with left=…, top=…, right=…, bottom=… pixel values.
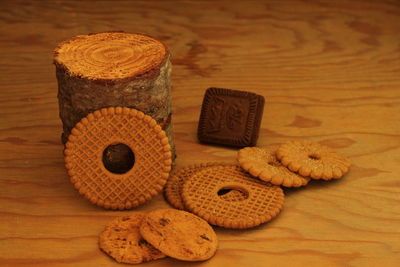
left=226, top=102, right=244, bottom=130
left=206, top=97, right=225, bottom=133
left=198, top=87, right=265, bottom=147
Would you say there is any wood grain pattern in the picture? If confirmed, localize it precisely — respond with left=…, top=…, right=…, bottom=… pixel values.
left=0, top=0, right=399, bottom=266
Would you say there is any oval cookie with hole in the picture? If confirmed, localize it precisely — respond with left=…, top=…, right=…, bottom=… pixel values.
left=238, top=145, right=310, bottom=187
left=139, top=209, right=218, bottom=261
left=182, top=165, right=284, bottom=229
left=276, top=140, right=350, bottom=180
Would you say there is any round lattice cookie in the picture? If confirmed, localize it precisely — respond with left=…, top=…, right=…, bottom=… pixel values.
left=276, top=140, right=350, bottom=180
left=99, top=213, right=166, bottom=264
left=238, top=145, right=310, bottom=187
left=164, top=162, right=239, bottom=209
left=64, top=107, right=172, bottom=210
left=181, top=165, right=284, bottom=229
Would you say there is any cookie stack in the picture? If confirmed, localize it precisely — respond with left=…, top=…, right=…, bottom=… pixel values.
left=99, top=209, right=218, bottom=264
left=164, top=140, right=350, bottom=229
left=164, top=163, right=284, bottom=229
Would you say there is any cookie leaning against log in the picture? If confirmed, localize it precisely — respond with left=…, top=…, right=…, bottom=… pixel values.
left=140, top=209, right=218, bottom=261
left=164, top=162, right=246, bottom=210
left=182, top=165, right=284, bottom=229
left=99, top=213, right=166, bottom=264
left=238, top=145, right=310, bottom=187
left=276, top=140, right=351, bottom=180
left=64, top=107, right=172, bottom=210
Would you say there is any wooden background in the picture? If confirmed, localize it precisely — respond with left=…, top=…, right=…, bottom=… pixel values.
left=0, top=0, right=399, bottom=266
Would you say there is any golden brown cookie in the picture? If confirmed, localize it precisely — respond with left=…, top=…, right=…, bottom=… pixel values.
left=164, top=162, right=243, bottom=209
left=237, top=145, right=310, bottom=187
left=182, top=165, right=284, bottom=229
left=276, top=140, right=351, bottom=180
left=64, top=107, right=172, bottom=210
left=140, top=209, right=218, bottom=261
left=99, top=213, right=166, bottom=264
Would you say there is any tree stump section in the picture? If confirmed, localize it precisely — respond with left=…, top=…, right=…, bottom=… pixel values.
left=54, top=32, right=175, bottom=162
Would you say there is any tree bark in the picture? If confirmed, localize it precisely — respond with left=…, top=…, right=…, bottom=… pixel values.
left=54, top=32, right=175, bottom=158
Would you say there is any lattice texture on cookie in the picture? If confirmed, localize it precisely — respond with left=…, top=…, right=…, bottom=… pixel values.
left=182, top=165, right=284, bottom=229
left=276, top=140, right=350, bottom=180
left=238, top=145, right=310, bottom=187
left=218, top=189, right=247, bottom=202
left=64, top=107, right=172, bottom=210
left=164, top=162, right=230, bottom=210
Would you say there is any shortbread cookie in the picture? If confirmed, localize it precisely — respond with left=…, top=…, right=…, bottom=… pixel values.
left=182, top=165, right=284, bottom=229
left=276, top=140, right=350, bottom=180
left=99, top=213, right=166, bottom=264
left=164, top=162, right=245, bottom=209
left=140, top=209, right=218, bottom=261
left=64, top=107, right=172, bottom=210
left=238, top=145, right=310, bottom=187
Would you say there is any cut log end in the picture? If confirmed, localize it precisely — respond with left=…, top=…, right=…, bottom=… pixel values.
left=54, top=32, right=168, bottom=81
left=55, top=32, right=175, bottom=159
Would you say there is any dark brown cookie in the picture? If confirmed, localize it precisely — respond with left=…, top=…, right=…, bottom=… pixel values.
left=197, top=87, right=265, bottom=147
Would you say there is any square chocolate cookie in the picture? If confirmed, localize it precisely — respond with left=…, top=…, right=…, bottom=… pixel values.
left=198, top=88, right=265, bottom=147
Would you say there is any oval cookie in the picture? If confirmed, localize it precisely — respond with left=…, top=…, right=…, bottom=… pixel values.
left=238, top=145, right=310, bottom=187
left=276, top=140, right=350, bottom=180
left=140, top=209, right=218, bottom=261
left=99, top=213, right=166, bottom=264
left=182, top=165, right=285, bottom=229
left=64, top=107, right=172, bottom=210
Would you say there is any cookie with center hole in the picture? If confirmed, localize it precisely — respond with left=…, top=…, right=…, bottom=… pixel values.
left=99, top=213, right=166, bottom=264
left=218, top=187, right=248, bottom=202
left=276, top=140, right=350, bottom=180
left=164, top=162, right=246, bottom=209
left=64, top=107, right=172, bottom=210
left=139, top=209, right=218, bottom=261
left=182, top=165, right=284, bottom=229
left=238, top=145, right=310, bottom=187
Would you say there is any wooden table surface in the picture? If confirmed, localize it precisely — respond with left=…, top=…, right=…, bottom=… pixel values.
left=1, top=0, right=399, bottom=266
